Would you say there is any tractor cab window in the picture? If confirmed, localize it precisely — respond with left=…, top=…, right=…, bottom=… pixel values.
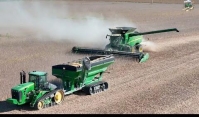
left=29, top=74, right=47, bottom=90
left=39, top=75, right=47, bottom=84
left=29, top=75, right=37, bottom=82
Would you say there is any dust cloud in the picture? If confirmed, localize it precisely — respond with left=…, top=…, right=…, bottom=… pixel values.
left=0, top=1, right=136, bottom=48
left=141, top=38, right=159, bottom=52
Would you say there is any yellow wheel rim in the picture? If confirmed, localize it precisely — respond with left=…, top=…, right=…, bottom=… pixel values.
left=54, top=90, right=63, bottom=104
left=37, top=101, right=44, bottom=110
left=139, top=46, right=143, bottom=52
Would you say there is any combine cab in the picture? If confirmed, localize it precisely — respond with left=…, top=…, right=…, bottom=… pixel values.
left=72, top=27, right=179, bottom=63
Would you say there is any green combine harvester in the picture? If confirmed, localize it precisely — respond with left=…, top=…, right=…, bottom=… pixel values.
left=72, top=27, right=179, bottom=63
left=6, top=55, right=115, bottom=110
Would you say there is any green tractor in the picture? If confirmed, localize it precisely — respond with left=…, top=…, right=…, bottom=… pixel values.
left=183, top=0, right=194, bottom=11
left=72, top=27, right=179, bottom=63
left=6, top=55, right=115, bottom=110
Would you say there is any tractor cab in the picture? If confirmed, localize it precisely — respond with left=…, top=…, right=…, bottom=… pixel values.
left=28, top=71, right=49, bottom=91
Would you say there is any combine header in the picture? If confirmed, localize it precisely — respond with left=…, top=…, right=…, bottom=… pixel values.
left=6, top=55, right=114, bottom=110
left=72, top=27, right=179, bottom=63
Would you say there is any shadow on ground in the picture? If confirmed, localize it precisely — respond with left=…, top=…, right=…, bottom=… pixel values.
left=73, top=90, right=87, bottom=96
left=0, top=100, right=33, bottom=113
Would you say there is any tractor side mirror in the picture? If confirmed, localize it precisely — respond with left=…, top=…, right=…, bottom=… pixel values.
left=106, top=34, right=108, bottom=39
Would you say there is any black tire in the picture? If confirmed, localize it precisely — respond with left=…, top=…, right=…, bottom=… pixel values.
left=104, top=82, right=108, bottom=90
left=101, top=83, right=106, bottom=91
left=89, top=87, right=94, bottom=95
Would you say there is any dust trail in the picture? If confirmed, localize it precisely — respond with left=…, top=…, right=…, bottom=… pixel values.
left=141, top=39, right=159, bottom=52
left=141, top=35, right=199, bottom=53
left=0, top=1, right=136, bottom=48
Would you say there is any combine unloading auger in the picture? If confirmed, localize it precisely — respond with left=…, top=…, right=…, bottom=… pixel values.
left=72, top=27, right=179, bottom=63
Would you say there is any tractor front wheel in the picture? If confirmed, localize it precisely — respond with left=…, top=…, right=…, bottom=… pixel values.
left=36, top=101, right=44, bottom=110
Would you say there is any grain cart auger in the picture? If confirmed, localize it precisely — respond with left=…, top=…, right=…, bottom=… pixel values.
left=6, top=55, right=115, bottom=110
left=72, top=27, right=179, bottom=63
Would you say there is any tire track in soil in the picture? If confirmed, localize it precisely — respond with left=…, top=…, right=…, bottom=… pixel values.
left=17, top=38, right=199, bottom=114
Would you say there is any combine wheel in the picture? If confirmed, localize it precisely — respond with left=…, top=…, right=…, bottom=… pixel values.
left=36, top=101, right=44, bottom=110
left=54, top=90, right=64, bottom=104
left=135, top=45, right=143, bottom=53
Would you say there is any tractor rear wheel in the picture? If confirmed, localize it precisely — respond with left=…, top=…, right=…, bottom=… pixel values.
left=54, top=90, right=64, bottom=104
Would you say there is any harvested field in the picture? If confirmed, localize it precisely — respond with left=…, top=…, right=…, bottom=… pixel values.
left=0, top=0, right=199, bottom=114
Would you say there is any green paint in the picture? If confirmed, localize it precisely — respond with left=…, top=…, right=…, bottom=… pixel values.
left=52, top=56, right=114, bottom=93
left=107, top=28, right=179, bottom=51
left=6, top=82, right=34, bottom=105
left=106, top=27, right=179, bottom=62
left=29, top=71, right=47, bottom=76
left=30, top=90, right=49, bottom=107
left=140, top=53, right=149, bottom=63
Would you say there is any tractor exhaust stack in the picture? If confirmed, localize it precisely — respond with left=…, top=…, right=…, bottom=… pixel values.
left=20, top=70, right=26, bottom=84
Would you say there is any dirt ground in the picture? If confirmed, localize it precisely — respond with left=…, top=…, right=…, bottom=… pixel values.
left=0, top=0, right=199, bottom=114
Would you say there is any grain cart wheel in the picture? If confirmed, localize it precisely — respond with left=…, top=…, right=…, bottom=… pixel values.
left=101, top=83, right=106, bottom=91
left=54, top=90, right=64, bottom=104
left=37, top=101, right=44, bottom=110
left=89, top=87, right=94, bottom=95
left=104, top=82, right=108, bottom=90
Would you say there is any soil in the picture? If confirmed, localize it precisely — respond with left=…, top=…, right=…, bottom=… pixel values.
left=0, top=0, right=199, bottom=114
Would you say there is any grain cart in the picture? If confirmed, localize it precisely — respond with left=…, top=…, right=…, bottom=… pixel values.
left=6, top=55, right=115, bottom=110
left=72, top=27, right=179, bottom=63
